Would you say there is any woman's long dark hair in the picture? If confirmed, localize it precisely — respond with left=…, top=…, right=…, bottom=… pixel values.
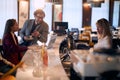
left=3, top=19, right=16, bottom=37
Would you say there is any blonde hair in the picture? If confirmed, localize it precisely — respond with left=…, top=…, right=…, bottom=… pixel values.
left=96, top=18, right=112, bottom=39
left=34, top=9, right=45, bottom=18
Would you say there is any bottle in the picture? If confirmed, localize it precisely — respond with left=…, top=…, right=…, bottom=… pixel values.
left=41, top=44, right=48, bottom=67
left=43, top=47, right=48, bottom=67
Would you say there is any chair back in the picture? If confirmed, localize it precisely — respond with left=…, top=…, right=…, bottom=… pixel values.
left=0, top=45, right=4, bottom=56
left=112, top=38, right=120, bottom=49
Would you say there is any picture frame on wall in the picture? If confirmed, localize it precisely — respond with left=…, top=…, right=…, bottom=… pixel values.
left=53, top=4, right=62, bottom=22
left=18, top=0, right=29, bottom=29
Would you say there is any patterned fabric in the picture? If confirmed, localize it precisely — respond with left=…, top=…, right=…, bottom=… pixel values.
left=2, top=33, right=27, bottom=65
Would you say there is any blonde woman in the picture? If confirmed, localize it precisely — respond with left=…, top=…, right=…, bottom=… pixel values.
left=94, top=18, right=112, bottom=51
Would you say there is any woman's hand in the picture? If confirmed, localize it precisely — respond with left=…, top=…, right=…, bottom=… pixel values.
left=0, top=72, right=3, bottom=76
left=10, top=63, right=15, bottom=68
left=18, top=62, right=27, bottom=71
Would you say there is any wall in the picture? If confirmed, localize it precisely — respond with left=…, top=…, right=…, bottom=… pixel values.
left=62, top=0, right=83, bottom=30
left=113, top=1, right=120, bottom=27
left=62, top=0, right=110, bottom=31
left=91, top=0, right=109, bottom=31
left=0, top=0, right=18, bottom=39
left=30, top=0, right=52, bottom=32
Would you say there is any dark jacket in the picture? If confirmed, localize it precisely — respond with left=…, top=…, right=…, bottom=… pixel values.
left=2, top=33, right=27, bottom=65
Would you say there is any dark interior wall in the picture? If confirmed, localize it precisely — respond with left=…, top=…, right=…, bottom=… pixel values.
left=82, top=0, right=92, bottom=27
left=82, top=0, right=115, bottom=27
left=118, top=5, right=120, bottom=26
left=109, top=0, right=120, bottom=27
left=109, top=0, right=114, bottom=26
left=52, top=0, right=119, bottom=28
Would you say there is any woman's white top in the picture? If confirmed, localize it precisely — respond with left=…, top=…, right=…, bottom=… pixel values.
left=94, top=36, right=112, bottom=50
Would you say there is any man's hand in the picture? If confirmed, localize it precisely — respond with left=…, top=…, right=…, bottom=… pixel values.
left=24, top=36, right=33, bottom=41
left=31, top=31, right=40, bottom=37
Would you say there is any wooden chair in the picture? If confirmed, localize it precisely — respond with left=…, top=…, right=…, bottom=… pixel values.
left=0, top=45, right=3, bottom=56
left=0, top=75, right=16, bottom=80
left=1, top=61, right=23, bottom=79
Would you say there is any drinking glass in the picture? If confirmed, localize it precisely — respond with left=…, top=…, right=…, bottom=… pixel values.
left=32, top=49, right=43, bottom=77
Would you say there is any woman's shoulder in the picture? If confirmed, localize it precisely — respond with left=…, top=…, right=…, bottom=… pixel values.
left=104, top=35, right=112, bottom=39
left=3, top=33, right=12, bottom=39
left=100, top=36, right=112, bottom=42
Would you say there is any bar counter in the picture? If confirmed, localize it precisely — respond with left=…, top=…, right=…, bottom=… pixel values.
left=16, top=36, right=69, bottom=80
left=70, top=49, right=120, bottom=79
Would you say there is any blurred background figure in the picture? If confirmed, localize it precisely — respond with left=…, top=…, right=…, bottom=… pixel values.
left=93, top=18, right=112, bottom=51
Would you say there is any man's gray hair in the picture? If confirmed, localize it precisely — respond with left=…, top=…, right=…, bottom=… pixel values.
left=34, top=9, right=45, bottom=18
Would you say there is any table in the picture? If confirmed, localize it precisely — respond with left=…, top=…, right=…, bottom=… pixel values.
left=70, top=49, right=120, bottom=80
left=16, top=36, right=69, bottom=80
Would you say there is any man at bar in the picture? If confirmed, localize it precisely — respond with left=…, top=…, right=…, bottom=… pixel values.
left=20, top=9, right=49, bottom=46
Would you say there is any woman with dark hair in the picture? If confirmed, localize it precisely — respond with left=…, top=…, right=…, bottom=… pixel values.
left=2, top=19, right=28, bottom=65
left=94, top=18, right=112, bottom=51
